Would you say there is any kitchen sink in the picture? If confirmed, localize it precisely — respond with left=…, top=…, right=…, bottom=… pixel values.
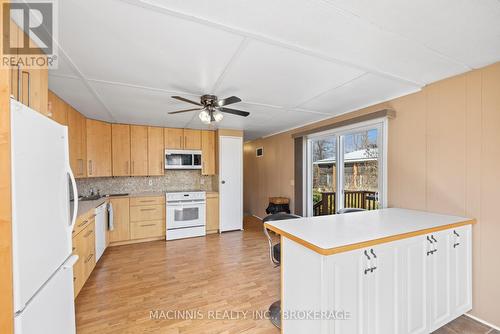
left=79, top=195, right=103, bottom=201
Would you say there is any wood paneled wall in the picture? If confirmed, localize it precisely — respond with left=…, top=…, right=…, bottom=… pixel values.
left=244, top=62, right=500, bottom=328
left=0, top=0, right=13, bottom=332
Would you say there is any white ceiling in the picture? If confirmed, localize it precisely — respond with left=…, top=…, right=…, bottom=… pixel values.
left=48, top=0, right=500, bottom=140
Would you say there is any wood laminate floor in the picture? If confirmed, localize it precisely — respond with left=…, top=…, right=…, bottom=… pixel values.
left=76, top=219, right=497, bottom=334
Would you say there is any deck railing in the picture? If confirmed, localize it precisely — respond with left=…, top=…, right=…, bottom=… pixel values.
left=313, top=191, right=378, bottom=216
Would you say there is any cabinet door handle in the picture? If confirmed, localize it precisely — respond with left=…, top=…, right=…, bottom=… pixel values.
left=453, top=242, right=460, bottom=248
left=132, top=161, right=135, bottom=174
left=126, top=161, right=129, bottom=174
left=17, top=64, right=21, bottom=101
left=453, top=230, right=460, bottom=237
left=364, top=250, right=371, bottom=260
left=88, top=160, right=93, bottom=175
left=84, top=229, right=94, bottom=237
left=85, top=254, right=94, bottom=263
left=370, top=249, right=377, bottom=259
left=431, top=235, right=438, bottom=243
left=179, top=135, right=182, bottom=148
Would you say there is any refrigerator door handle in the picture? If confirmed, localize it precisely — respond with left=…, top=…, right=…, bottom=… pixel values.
left=63, top=255, right=78, bottom=269
left=68, top=168, right=78, bottom=230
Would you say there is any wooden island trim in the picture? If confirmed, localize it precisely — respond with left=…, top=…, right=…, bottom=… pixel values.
left=265, top=218, right=476, bottom=256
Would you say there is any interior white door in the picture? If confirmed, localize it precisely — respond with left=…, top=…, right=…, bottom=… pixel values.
left=450, top=226, right=472, bottom=317
left=11, top=100, right=75, bottom=312
left=219, top=136, right=243, bottom=232
left=427, top=230, right=452, bottom=332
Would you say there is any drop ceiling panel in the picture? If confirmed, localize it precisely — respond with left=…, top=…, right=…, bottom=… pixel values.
left=90, top=81, right=196, bottom=128
left=215, top=40, right=365, bottom=107
left=144, top=0, right=470, bottom=84
left=328, top=0, right=500, bottom=68
left=48, top=75, right=113, bottom=122
left=59, top=0, right=244, bottom=93
left=301, top=74, right=420, bottom=114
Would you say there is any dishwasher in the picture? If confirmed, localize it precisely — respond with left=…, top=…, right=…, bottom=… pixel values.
left=94, top=203, right=108, bottom=262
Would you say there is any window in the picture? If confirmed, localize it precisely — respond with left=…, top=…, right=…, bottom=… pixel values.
left=306, top=119, right=387, bottom=216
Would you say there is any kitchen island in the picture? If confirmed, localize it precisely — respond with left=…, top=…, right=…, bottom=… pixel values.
left=264, top=208, right=475, bottom=334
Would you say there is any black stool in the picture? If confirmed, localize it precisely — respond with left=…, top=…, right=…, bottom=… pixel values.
left=263, top=212, right=301, bottom=328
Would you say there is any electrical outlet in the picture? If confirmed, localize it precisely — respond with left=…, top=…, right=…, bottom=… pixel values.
left=148, top=179, right=153, bottom=186
left=290, top=179, right=294, bottom=187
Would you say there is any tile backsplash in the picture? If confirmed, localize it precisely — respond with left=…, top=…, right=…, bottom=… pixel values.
left=76, top=170, right=216, bottom=196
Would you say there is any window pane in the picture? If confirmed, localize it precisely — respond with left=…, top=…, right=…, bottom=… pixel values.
left=311, top=137, right=336, bottom=216
left=343, top=129, right=379, bottom=211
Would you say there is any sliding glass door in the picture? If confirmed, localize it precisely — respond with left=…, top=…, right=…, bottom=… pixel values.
left=307, top=120, right=386, bottom=216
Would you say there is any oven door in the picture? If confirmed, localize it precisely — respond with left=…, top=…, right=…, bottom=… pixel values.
left=167, top=201, right=206, bottom=229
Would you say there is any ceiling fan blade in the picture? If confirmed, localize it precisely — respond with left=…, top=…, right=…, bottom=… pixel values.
left=168, top=108, right=200, bottom=114
left=219, top=107, right=250, bottom=117
left=171, top=96, right=201, bottom=106
left=218, top=96, right=242, bottom=107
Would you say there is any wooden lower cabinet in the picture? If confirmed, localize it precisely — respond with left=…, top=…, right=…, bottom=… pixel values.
left=130, top=196, right=165, bottom=241
left=130, top=220, right=165, bottom=239
left=72, top=219, right=96, bottom=298
left=109, top=197, right=130, bottom=243
left=206, top=193, right=219, bottom=234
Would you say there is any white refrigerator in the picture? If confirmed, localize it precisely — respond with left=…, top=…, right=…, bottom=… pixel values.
left=11, top=99, right=79, bottom=334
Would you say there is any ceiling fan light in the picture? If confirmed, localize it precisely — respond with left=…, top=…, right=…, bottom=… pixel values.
left=213, top=110, right=224, bottom=122
left=199, top=109, right=211, bottom=124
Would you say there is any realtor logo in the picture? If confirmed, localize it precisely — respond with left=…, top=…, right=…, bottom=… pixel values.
left=2, top=1, right=58, bottom=68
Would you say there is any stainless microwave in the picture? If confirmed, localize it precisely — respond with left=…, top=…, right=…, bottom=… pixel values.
left=165, top=150, right=202, bottom=170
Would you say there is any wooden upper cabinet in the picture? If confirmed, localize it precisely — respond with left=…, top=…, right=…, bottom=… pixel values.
left=112, top=124, right=131, bottom=176
left=47, top=91, right=68, bottom=125
left=148, top=127, right=164, bottom=176
left=164, top=128, right=184, bottom=149
left=68, top=107, right=87, bottom=178
left=86, top=119, right=112, bottom=177
left=14, top=24, right=48, bottom=115
left=201, top=130, right=216, bottom=175
left=184, top=129, right=201, bottom=150
left=164, top=128, right=202, bottom=150
left=130, top=125, right=148, bottom=176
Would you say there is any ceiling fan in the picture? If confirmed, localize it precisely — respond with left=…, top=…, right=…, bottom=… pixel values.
left=169, top=95, right=250, bottom=124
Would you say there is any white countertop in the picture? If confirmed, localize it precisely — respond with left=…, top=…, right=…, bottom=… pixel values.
left=265, top=208, right=474, bottom=255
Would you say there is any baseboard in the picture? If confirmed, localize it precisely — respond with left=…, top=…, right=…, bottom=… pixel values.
left=465, top=313, right=500, bottom=331
left=109, top=236, right=164, bottom=246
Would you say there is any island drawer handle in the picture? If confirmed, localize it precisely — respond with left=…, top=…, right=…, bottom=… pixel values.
left=140, top=208, right=156, bottom=212
left=84, top=230, right=94, bottom=237
left=139, top=200, right=156, bottom=203
left=140, top=223, right=156, bottom=227
left=85, top=254, right=94, bottom=263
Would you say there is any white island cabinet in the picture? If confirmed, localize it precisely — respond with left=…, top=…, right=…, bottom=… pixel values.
left=264, top=208, right=474, bottom=334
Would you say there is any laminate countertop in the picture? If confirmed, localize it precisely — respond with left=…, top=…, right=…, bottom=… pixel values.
left=264, top=208, right=475, bottom=255
left=74, top=191, right=219, bottom=217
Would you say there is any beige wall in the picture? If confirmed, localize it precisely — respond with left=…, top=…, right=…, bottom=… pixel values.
left=244, top=62, right=500, bottom=327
